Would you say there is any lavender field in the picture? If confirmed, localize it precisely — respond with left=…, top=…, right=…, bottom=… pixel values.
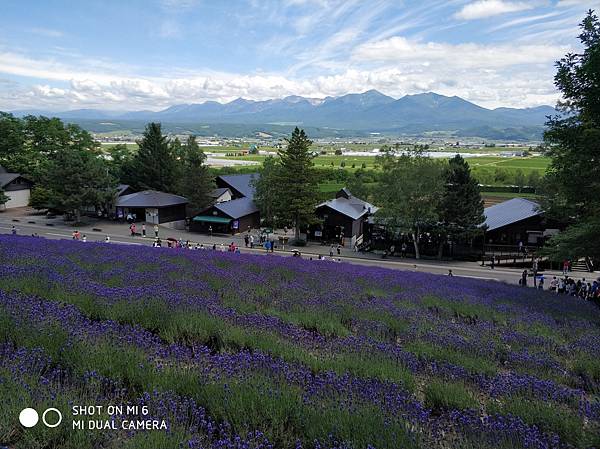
left=0, top=235, right=599, bottom=449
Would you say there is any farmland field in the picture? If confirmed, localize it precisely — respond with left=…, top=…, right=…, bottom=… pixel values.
left=1, top=236, right=599, bottom=449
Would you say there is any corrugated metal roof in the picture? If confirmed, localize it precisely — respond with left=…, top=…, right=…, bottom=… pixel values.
left=214, top=197, right=259, bottom=219
left=209, top=187, right=231, bottom=198
left=116, top=190, right=188, bottom=208
left=0, top=173, right=20, bottom=188
left=483, top=197, right=542, bottom=231
left=217, top=174, right=258, bottom=199
left=316, top=195, right=379, bottom=220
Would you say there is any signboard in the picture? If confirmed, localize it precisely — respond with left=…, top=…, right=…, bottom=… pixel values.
left=314, top=230, right=323, bottom=237
left=232, top=220, right=239, bottom=230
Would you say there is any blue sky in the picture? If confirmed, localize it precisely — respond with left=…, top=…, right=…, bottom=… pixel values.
left=0, top=0, right=596, bottom=111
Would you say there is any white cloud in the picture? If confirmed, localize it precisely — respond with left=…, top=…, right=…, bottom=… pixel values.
left=27, top=27, right=64, bottom=38
left=352, top=36, right=567, bottom=68
left=454, top=0, right=534, bottom=20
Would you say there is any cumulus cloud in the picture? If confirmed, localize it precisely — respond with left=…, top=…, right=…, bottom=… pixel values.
left=454, top=0, right=534, bottom=20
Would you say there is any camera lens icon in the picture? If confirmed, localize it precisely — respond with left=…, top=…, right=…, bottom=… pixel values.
left=19, top=408, right=62, bottom=428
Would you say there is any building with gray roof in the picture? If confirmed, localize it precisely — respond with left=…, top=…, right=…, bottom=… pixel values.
left=191, top=197, right=260, bottom=234
left=482, top=197, right=559, bottom=246
left=115, top=190, right=188, bottom=224
left=314, top=188, right=378, bottom=247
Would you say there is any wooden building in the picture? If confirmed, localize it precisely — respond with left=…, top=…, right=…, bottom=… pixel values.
left=313, top=188, right=378, bottom=248
left=115, top=190, right=188, bottom=225
left=191, top=197, right=259, bottom=234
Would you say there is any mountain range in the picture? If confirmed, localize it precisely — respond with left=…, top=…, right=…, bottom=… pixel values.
left=10, top=91, right=556, bottom=140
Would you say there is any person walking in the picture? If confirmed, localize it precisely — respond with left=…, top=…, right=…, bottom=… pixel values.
left=105, top=235, right=110, bottom=244
left=154, top=224, right=159, bottom=238
left=244, top=234, right=249, bottom=248
left=250, top=234, right=254, bottom=248
left=521, top=270, right=528, bottom=287
left=11, top=225, right=17, bottom=235
left=490, top=256, right=495, bottom=270
left=142, top=224, right=146, bottom=238
left=82, top=234, right=87, bottom=243
left=448, top=269, right=454, bottom=277
left=330, top=245, right=334, bottom=257
left=401, top=242, right=407, bottom=258
left=563, top=259, right=569, bottom=275
left=209, top=225, right=213, bottom=237
left=336, top=244, right=341, bottom=256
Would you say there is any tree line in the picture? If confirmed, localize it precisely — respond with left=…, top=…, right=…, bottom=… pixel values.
left=0, top=117, right=213, bottom=220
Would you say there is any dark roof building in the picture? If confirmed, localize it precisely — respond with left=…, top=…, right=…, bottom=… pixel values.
left=115, top=190, right=188, bottom=224
left=191, top=197, right=259, bottom=234
left=482, top=198, right=559, bottom=246
left=0, top=166, right=33, bottom=209
left=313, top=188, right=378, bottom=247
left=216, top=173, right=258, bottom=199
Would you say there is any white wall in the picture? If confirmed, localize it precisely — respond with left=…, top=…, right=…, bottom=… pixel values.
left=4, top=189, right=30, bottom=208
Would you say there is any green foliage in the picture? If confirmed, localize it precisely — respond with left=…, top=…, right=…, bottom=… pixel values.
left=41, top=146, right=115, bottom=221
left=541, top=11, right=600, bottom=260
left=488, top=397, right=585, bottom=447
left=424, top=379, right=477, bottom=412
left=176, top=135, right=214, bottom=215
left=253, top=155, right=279, bottom=227
left=122, top=122, right=178, bottom=192
left=0, top=187, right=8, bottom=206
left=436, top=155, right=484, bottom=257
left=271, top=128, right=320, bottom=238
left=375, top=148, right=445, bottom=258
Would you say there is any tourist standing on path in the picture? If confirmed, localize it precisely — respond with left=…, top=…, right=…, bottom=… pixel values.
left=209, top=225, right=213, bottom=237
left=490, top=257, right=495, bottom=270
left=82, top=234, right=87, bottom=243
left=330, top=245, right=334, bottom=257
left=336, top=244, right=341, bottom=256
left=142, top=224, right=146, bottom=238
left=401, top=242, right=407, bottom=258
left=154, top=225, right=159, bottom=238
left=105, top=235, right=110, bottom=244
left=250, top=234, right=254, bottom=248
left=244, top=235, right=249, bottom=247
left=521, top=270, right=528, bottom=287
left=11, top=225, right=17, bottom=235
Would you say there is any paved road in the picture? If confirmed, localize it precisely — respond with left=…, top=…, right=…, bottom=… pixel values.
left=1, top=215, right=593, bottom=286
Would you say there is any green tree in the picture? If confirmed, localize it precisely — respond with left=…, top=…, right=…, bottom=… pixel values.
left=0, top=187, right=9, bottom=208
left=273, top=127, right=319, bottom=241
left=436, top=155, right=485, bottom=258
left=346, top=168, right=372, bottom=201
left=176, top=135, right=213, bottom=216
left=540, top=11, right=600, bottom=262
left=123, top=123, right=177, bottom=192
left=376, top=150, right=445, bottom=259
left=105, top=144, right=135, bottom=180
left=513, top=169, right=526, bottom=192
left=42, top=147, right=115, bottom=223
left=253, top=156, right=280, bottom=227
left=0, top=112, right=25, bottom=172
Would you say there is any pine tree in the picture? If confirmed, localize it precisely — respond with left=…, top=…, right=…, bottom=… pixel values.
left=177, top=135, right=213, bottom=216
left=124, top=123, right=177, bottom=193
left=273, top=127, right=319, bottom=241
left=253, top=156, right=280, bottom=227
left=436, top=155, right=484, bottom=258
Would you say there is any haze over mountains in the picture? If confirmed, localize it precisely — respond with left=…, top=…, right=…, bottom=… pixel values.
left=10, top=91, right=556, bottom=140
